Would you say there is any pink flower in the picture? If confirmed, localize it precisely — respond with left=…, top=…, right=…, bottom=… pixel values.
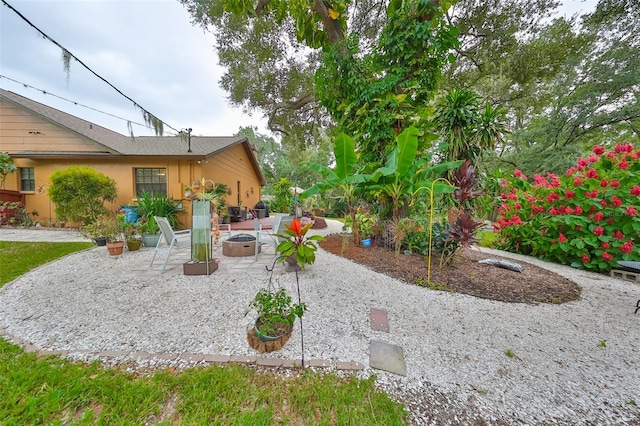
left=613, top=230, right=625, bottom=240
left=558, top=234, right=568, bottom=243
left=582, top=253, right=590, bottom=263
left=594, top=212, right=604, bottom=221
left=618, top=159, right=630, bottom=170
left=574, top=206, right=583, bottom=214
left=593, top=226, right=604, bottom=236
left=620, top=241, right=634, bottom=254
left=626, top=206, right=638, bottom=216
left=566, top=167, right=577, bottom=177
left=593, top=145, right=605, bottom=155
left=602, top=252, right=613, bottom=262
left=586, top=168, right=599, bottom=179
left=514, top=202, right=522, bottom=210
left=573, top=177, right=584, bottom=186
left=610, top=179, right=620, bottom=188
left=600, top=179, right=608, bottom=187
left=631, top=185, right=640, bottom=196
left=514, top=169, right=527, bottom=179
left=600, top=199, right=608, bottom=208
left=602, top=242, right=610, bottom=249
left=612, top=195, right=623, bottom=207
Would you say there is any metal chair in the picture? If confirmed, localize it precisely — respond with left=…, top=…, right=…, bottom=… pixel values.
left=254, top=214, right=292, bottom=260
left=150, top=216, right=191, bottom=273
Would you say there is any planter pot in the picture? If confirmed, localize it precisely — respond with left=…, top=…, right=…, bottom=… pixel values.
left=106, top=241, right=125, bottom=256
left=94, top=237, right=107, bottom=246
left=127, top=240, right=142, bottom=251
left=361, top=238, right=372, bottom=247
left=247, top=317, right=293, bottom=353
left=284, top=255, right=300, bottom=272
left=183, top=260, right=218, bottom=275
left=141, top=233, right=161, bottom=248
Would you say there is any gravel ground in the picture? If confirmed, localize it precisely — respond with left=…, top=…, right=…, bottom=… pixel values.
left=1, top=224, right=639, bottom=425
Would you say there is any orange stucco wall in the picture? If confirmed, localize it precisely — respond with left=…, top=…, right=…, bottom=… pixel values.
left=1, top=99, right=263, bottom=228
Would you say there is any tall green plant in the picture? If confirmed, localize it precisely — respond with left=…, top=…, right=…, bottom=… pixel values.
left=301, top=133, right=366, bottom=244
left=48, top=166, right=117, bottom=226
left=368, top=127, right=461, bottom=223
left=135, top=190, right=182, bottom=229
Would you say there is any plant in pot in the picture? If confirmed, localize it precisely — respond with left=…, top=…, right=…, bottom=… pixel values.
left=101, top=219, right=124, bottom=255
left=117, top=212, right=142, bottom=251
left=138, top=216, right=160, bottom=247
left=82, top=220, right=111, bottom=246
left=275, top=218, right=326, bottom=270
left=135, top=190, right=183, bottom=247
left=246, top=287, right=306, bottom=346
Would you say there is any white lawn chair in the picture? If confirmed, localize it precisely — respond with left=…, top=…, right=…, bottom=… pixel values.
left=150, top=216, right=191, bottom=273
left=254, top=214, right=292, bottom=260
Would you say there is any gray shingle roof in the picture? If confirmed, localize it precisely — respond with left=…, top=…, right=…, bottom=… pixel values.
left=0, top=88, right=246, bottom=156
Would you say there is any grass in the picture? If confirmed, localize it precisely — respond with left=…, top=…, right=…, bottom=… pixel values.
left=0, top=241, right=94, bottom=287
left=0, top=241, right=408, bottom=424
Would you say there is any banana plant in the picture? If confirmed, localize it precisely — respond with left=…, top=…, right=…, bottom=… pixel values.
left=300, top=133, right=367, bottom=244
left=368, top=127, right=462, bottom=222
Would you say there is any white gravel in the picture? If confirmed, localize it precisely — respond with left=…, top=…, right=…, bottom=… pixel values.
left=1, top=224, right=639, bottom=424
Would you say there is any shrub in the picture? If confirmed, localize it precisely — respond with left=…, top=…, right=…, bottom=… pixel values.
left=495, top=142, right=640, bottom=272
left=48, top=166, right=117, bottom=226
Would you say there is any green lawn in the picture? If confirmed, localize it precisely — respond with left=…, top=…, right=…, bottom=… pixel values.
left=0, top=241, right=407, bottom=424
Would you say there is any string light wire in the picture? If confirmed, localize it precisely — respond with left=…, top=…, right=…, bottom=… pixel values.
left=1, top=0, right=182, bottom=135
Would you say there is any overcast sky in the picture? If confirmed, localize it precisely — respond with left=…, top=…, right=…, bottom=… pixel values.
left=1, top=0, right=597, bottom=139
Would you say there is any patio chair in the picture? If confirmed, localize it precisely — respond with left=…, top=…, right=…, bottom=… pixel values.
left=254, top=214, right=292, bottom=260
left=150, top=216, right=191, bottom=273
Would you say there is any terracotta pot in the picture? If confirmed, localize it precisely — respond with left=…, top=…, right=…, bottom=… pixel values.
left=106, top=241, right=125, bottom=256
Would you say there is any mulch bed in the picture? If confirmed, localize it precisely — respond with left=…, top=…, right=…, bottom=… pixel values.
left=319, top=234, right=581, bottom=304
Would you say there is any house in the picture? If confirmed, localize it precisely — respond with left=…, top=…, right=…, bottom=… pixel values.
left=0, top=88, right=266, bottom=228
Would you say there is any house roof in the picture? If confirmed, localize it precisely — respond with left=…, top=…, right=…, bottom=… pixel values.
left=0, top=88, right=265, bottom=185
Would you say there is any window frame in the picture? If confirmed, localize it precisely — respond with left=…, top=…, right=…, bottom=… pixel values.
left=134, top=168, right=167, bottom=197
left=19, top=167, right=35, bottom=192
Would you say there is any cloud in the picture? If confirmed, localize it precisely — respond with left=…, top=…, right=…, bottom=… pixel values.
left=0, top=0, right=268, bottom=137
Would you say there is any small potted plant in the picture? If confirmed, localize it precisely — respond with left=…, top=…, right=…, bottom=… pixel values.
left=118, top=213, right=142, bottom=251
left=139, top=216, right=160, bottom=247
left=246, top=287, right=306, bottom=344
left=82, top=220, right=110, bottom=246
left=101, top=219, right=124, bottom=255
left=275, top=218, right=326, bottom=270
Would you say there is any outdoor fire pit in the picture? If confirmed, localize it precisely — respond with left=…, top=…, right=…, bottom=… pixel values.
left=223, top=233, right=259, bottom=257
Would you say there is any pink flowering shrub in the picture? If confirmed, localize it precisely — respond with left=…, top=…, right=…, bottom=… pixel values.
left=494, top=142, right=640, bottom=272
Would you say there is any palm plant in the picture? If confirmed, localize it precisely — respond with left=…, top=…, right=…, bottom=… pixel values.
left=135, top=190, right=182, bottom=229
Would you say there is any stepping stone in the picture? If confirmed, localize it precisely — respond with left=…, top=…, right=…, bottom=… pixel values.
left=370, top=308, right=390, bottom=332
left=369, top=340, right=406, bottom=376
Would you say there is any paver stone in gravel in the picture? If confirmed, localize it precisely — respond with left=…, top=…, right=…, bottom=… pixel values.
left=370, top=307, right=390, bottom=332
left=369, top=340, right=406, bottom=376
